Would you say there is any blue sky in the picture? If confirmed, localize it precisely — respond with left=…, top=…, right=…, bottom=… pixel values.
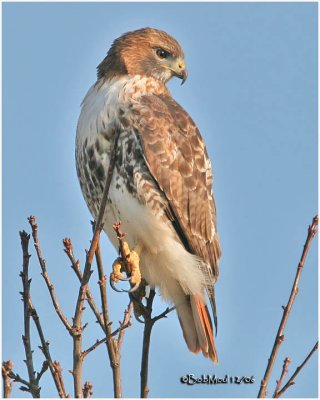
left=3, top=2, right=318, bottom=398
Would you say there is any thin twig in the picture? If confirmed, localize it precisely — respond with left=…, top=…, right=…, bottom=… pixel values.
left=94, top=225, right=123, bottom=398
left=275, top=342, right=318, bottom=398
left=71, top=229, right=101, bottom=398
left=53, top=362, right=68, bottom=399
left=36, top=361, right=49, bottom=383
left=63, top=238, right=82, bottom=280
left=69, top=222, right=133, bottom=396
left=29, top=299, right=68, bottom=398
left=82, top=319, right=132, bottom=358
left=28, top=217, right=73, bottom=333
left=140, top=289, right=155, bottom=399
left=273, top=357, right=291, bottom=397
left=140, top=289, right=175, bottom=398
left=19, top=230, right=40, bottom=398
left=118, top=303, right=134, bottom=349
left=258, top=215, right=318, bottom=398
left=63, top=238, right=105, bottom=332
left=72, top=131, right=120, bottom=398
left=152, top=306, right=175, bottom=324
left=2, top=361, right=14, bottom=398
left=7, top=371, right=31, bottom=392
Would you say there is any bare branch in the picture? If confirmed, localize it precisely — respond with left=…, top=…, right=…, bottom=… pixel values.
left=94, top=228, right=123, bottom=398
left=63, top=238, right=105, bottom=332
left=95, top=238, right=112, bottom=335
left=2, top=361, right=14, bottom=398
left=72, top=131, right=120, bottom=398
left=140, top=289, right=174, bottom=398
left=7, top=371, right=30, bottom=392
left=53, top=362, right=69, bottom=398
left=140, top=289, right=155, bottom=399
left=36, top=361, right=49, bottom=383
left=66, top=231, right=132, bottom=397
left=152, top=306, right=175, bottom=324
left=29, top=299, right=68, bottom=398
left=81, top=319, right=132, bottom=358
left=63, top=238, right=82, bottom=279
left=258, top=215, right=318, bottom=398
left=19, top=230, right=40, bottom=398
left=118, top=302, right=133, bottom=349
left=28, top=217, right=73, bottom=333
left=275, top=342, right=318, bottom=398
left=273, top=357, right=291, bottom=397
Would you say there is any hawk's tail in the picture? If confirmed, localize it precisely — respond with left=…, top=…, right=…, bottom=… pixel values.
left=176, top=294, right=218, bottom=363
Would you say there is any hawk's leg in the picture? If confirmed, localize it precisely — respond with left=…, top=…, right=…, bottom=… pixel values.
left=124, top=243, right=148, bottom=320
left=127, top=242, right=142, bottom=289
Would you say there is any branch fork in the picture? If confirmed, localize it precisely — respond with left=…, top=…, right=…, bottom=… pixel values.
left=258, top=215, right=318, bottom=398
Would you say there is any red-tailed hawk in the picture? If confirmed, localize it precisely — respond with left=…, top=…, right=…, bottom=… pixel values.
left=76, top=28, right=221, bottom=363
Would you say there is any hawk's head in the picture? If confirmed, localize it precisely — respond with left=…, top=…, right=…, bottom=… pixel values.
left=97, top=28, right=187, bottom=84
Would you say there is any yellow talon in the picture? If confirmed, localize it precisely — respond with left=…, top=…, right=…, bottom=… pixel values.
left=121, top=241, right=142, bottom=286
left=111, top=258, right=124, bottom=282
left=122, top=241, right=131, bottom=257
left=128, top=251, right=141, bottom=285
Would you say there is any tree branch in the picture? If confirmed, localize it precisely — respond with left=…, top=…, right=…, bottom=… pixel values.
left=29, top=299, right=68, bottom=397
left=81, top=317, right=132, bottom=358
left=140, top=289, right=155, bottom=399
left=63, top=238, right=106, bottom=332
left=28, top=217, right=73, bottom=333
left=94, top=226, right=124, bottom=398
left=272, top=357, right=291, bottom=397
left=258, top=215, right=318, bottom=398
left=36, top=361, right=49, bottom=384
left=118, top=302, right=134, bottom=349
left=140, top=289, right=175, bottom=398
left=65, top=233, right=133, bottom=397
left=71, top=131, right=120, bottom=398
left=274, top=342, right=318, bottom=398
left=152, top=306, right=175, bottom=324
left=19, top=230, right=40, bottom=398
left=7, top=370, right=31, bottom=392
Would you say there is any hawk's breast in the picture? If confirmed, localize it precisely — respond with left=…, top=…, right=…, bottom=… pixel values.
left=75, top=76, right=173, bottom=249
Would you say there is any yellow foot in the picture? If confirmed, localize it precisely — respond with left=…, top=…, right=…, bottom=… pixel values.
left=110, top=241, right=143, bottom=293
left=123, top=242, right=141, bottom=287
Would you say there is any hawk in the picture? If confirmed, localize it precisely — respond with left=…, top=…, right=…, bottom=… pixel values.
left=76, top=28, right=221, bottom=363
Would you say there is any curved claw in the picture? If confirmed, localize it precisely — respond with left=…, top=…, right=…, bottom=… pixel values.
left=117, top=275, right=131, bottom=282
left=129, top=281, right=140, bottom=293
left=133, top=313, right=145, bottom=324
left=116, top=286, right=133, bottom=293
left=109, top=277, right=125, bottom=293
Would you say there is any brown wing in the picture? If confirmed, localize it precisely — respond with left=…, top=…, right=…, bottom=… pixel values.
left=130, top=93, right=221, bottom=283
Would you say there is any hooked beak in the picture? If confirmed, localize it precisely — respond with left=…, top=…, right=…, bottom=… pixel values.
left=173, top=59, right=188, bottom=85
left=179, top=68, right=188, bottom=85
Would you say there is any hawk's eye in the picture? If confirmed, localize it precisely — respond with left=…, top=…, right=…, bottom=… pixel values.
left=156, top=48, right=170, bottom=59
